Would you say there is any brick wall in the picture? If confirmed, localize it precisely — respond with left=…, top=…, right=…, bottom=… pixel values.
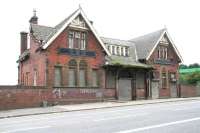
left=180, top=84, right=199, bottom=97
left=159, top=88, right=170, bottom=98
left=0, top=86, right=115, bottom=110
left=136, top=89, right=146, bottom=99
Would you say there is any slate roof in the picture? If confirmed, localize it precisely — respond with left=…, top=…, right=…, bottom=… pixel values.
left=30, top=24, right=56, bottom=43
left=130, top=29, right=166, bottom=59
left=30, top=9, right=79, bottom=44
left=101, top=37, right=151, bottom=68
left=101, top=37, right=132, bottom=46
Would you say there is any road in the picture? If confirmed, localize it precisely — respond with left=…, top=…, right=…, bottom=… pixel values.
left=1, top=100, right=200, bottom=133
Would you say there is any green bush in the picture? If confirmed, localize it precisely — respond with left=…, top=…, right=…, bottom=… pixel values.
left=183, top=72, right=200, bottom=85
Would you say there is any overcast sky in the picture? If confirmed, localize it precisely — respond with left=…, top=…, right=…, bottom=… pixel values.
left=0, top=0, right=199, bottom=85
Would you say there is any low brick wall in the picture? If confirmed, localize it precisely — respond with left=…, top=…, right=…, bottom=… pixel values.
left=159, top=88, right=170, bottom=98
left=0, top=86, right=115, bottom=110
left=180, top=84, right=199, bottom=98
left=136, top=88, right=146, bottom=99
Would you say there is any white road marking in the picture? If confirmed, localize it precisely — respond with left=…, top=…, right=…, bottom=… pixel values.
left=172, top=107, right=200, bottom=111
left=2, top=125, right=51, bottom=133
left=94, top=113, right=148, bottom=122
left=115, top=117, right=200, bottom=133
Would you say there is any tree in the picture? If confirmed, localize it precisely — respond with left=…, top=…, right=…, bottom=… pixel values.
left=188, top=63, right=200, bottom=68
left=185, top=72, right=200, bottom=84
left=179, top=64, right=188, bottom=69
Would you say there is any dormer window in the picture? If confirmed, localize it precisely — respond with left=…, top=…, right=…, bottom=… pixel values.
left=107, top=44, right=129, bottom=57
left=116, top=46, right=120, bottom=55
left=125, top=47, right=129, bottom=56
left=112, top=45, right=115, bottom=55
left=68, top=30, right=86, bottom=50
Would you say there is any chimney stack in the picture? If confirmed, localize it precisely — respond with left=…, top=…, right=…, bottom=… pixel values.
left=20, top=32, right=28, bottom=54
left=29, top=9, right=38, bottom=24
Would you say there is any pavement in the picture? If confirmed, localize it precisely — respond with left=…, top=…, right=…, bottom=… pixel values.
left=0, top=97, right=200, bottom=119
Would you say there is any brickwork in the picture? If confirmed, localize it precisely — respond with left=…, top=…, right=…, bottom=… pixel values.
left=136, top=89, right=146, bottom=99
left=180, top=85, right=197, bottom=98
left=44, top=28, right=105, bottom=87
left=147, top=40, right=180, bottom=98
left=0, top=86, right=116, bottom=110
left=19, top=35, right=46, bottom=86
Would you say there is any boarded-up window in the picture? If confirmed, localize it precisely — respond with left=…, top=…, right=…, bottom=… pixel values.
left=79, top=60, right=87, bottom=87
left=33, top=70, right=37, bottom=86
left=54, top=67, right=62, bottom=87
left=162, top=72, right=167, bottom=88
left=161, top=67, right=167, bottom=88
left=68, top=59, right=77, bottom=87
left=68, top=69, right=76, bottom=87
left=136, top=72, right=145, bottom=89
left=106, top=70, right=116, bottom=88
left=92, top=69, right=98, bottom=87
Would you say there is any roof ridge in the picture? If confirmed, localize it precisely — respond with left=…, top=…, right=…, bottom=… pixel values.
left=31, top=23, right=55, bottom=29
left=101, top=36, right=130, bottom=42
left=130, top=28, right=166, bottom=41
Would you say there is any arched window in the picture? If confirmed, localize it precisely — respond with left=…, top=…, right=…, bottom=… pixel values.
left=68, top=59, right=77, bottom=87
left=54, top=67, right=62, bottom=87
left=79, top=60, right=87, bottom=87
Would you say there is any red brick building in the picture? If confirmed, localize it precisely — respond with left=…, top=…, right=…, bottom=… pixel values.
left=18, top=7, right=182, bottom=101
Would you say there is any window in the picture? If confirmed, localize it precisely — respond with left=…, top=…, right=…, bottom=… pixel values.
left=106, top=70, right=116, bottom=88
left=116, top=46, right=120, bottom=55
left=125, top=47, right=129, bottom=56
left=80, top=33, right=86, bottom=50
left=79, top=60, right=87, bottom=87
left=107, top=45, right=110, bottom=51
left=158, top=46, right=168, bottom=60
left=158, top=47, right=161, bottom=59
left=92, top=69, right=98, bottom=87
left=68, top=60, right=77, bottom=87
left=165, top=48, right=168, bottom=59
left=170, top=73, right=176, bottom=82
left=74, top=32, right=80, bottom=49
left=112, top=45, right=115, bottom=55
left=33, top=70, right=37, bottom=86
left=25, top=72, right=29, bottom=86
left=162, top=72, right=167, bottom=89
left=68, top=31, right=74, bottom=48
left=54, top=67, right=62, bottom=87
left=68, top=31, right=86, bottom=50
left=121, top=47, right=124, bottom=56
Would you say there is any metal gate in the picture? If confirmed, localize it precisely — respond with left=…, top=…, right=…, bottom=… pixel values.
left=118, top=78, right=132, bottom=101
left=151, top=81, right=159, bottom=99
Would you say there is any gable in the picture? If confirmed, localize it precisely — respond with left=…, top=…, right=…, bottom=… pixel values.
left=41, top=8, right=110, bottom=56
left=147, top=30, right=182, bottom=62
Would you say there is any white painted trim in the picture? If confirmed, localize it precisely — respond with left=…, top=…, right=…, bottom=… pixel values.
left=165, top=30, right=183, bottom=62
left=42, top=8, right=111, bottom=56
left=134, top=45, right=138, bottom=61
left=146, top=29, right=183, bottom=62
left=43, top=9, right=80, bottom=49
left=146, top=30, right=166, bottom=60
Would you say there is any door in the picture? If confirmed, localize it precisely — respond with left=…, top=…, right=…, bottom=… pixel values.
left=151, top=81, right=159, bottom=99
left=118, top=78, right=132, bottom=101
left=170, top=83, right=177, bottom=98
